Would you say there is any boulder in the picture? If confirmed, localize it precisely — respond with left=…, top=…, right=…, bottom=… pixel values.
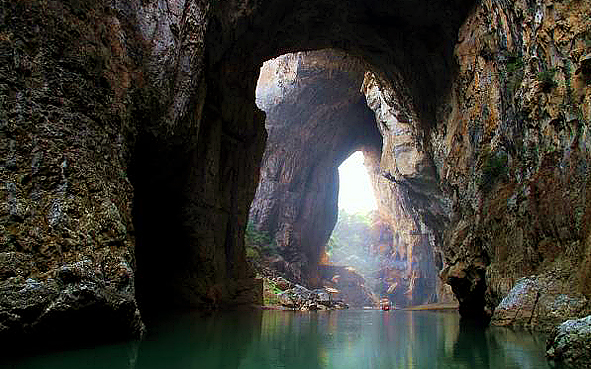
left=546, top=315, right=591, bottom=368
left=491, top=275, right=589, bottom=332
left=274, top=277, right=293, bottom=291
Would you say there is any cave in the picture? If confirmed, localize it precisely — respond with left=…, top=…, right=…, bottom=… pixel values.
left=248, top=49, right=454, bottom=309
left=128, top=0, right=476, bottom=318
left=3, top=0, right=591, bottom=352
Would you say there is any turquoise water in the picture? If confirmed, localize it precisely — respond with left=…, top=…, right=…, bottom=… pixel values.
left=5, top=309, right=552, bottom=369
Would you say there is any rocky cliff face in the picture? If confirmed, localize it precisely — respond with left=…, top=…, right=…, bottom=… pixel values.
left=432, top=0, right=591, bottom=327
left=362, top=73, right=456, bottom=307
left=250, top=50, right=381, bottom=285
left=0, top=0, right=146, bottom=347
left=2, top=0, right=590, bottom=351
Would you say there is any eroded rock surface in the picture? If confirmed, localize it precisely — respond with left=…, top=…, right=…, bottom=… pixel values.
left=362, top=72, right=454, bottom=307
left=431, top=0, right=591, bottom=324
left=0, top=0, right=146, bottom=347
left=547, top=315, right=591, bottom=368
left=491, top=275, right=589, bottom=332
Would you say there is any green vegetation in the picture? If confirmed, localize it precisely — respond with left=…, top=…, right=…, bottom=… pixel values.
left=478, top=148, right=509, bottom=191
left=263, top=278, right=283, bottom=305
left=537, top=67, right=558, bottom=92
left=502, top=52, right=525, bottom=96
left=327, top=209, right=380, bottom=290
left=245, top=221, right=275, bottom=263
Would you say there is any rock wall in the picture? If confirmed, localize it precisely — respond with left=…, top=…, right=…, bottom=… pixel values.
left=0, top=0, right=265, bottom=348
left=362, top=73, right=455, bottom=307
left=250, top=50, right=382, bottom=285
left=432, top=0, right=591, bottom=325
left=0, top=0, right=146, bottom=347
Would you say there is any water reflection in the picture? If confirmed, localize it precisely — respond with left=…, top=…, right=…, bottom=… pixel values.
left=4, top=310, right=551, bottom=369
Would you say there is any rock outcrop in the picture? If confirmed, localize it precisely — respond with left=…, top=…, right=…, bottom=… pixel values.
left=362, top=72, right=455, bottom=307
left=547, top=315, right=591, bottom=368
left=491, top=275, right=589, bottom=331
left=432, top=0, right=591, bottom=324
left=0, top=0, right=146, bottom=348
left=250, top=50, right=381, bottom=285
left=251, top=52, right=454, bottom=308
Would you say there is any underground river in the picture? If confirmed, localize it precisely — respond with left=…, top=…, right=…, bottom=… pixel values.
left=5, top=309, right=551, bottom=369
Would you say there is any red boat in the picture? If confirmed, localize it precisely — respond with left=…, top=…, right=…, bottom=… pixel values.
left=380, top=298, right=391, bottom=311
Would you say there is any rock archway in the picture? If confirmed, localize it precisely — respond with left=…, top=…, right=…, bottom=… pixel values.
left=131, top=0, right=474, bottom=316
left=249, top=50, right=452, bottom=307
left=3, top=0, right=591, bottom=349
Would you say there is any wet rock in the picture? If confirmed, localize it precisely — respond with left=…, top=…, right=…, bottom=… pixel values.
left=278, top=285, right=348, bottom=310
left=491, top=275, right=589, bottom=332
left=547, top=315, right=591, bottom=368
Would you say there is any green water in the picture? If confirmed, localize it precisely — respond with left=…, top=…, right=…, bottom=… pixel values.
left=5, top=309, right=552, bottom=369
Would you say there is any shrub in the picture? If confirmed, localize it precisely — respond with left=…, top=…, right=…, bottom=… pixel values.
left=503, top=53, right=525, bottom=96
left=479, top=149, right=508, bottom=191
left=537, top=68, right=558, bottom=92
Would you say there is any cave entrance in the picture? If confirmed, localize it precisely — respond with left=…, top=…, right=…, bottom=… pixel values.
left=337, top=151, right=377, bottom=214
left=247, top=50, right=383, bottom=294
left=246, top=49, right=455, bottom=309
left=133, top=0, right=475, bottom=316
left=321, top=150, right=382, bottom=306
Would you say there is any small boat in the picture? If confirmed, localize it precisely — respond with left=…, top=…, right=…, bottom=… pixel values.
left=379, top=297, right=391, bottom=311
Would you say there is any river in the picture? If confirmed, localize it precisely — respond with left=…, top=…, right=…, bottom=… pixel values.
left=5, top=309, right=552, bottom=369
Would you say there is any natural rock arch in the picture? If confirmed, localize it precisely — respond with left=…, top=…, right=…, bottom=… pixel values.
left=3, top=0, right=591, bottom=349
left=249, top=50, right=452, bottom=308
left=130, top=0, right=475, bottom=317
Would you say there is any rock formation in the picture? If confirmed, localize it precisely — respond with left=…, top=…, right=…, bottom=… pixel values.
left=1, top=0, right=590, bottom=353
left=250, top=50, right=381, bottom=285
left=432, top=0, right=591, bottom=325
left=251, top=51, right=455, bottom=308
left=547, top=315, right=591, bottom=368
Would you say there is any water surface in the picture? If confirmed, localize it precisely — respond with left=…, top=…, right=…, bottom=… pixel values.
left=6, top=309, right=551, bottom=369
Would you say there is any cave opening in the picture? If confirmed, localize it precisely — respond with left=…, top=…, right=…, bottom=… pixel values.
left=337, top=151, right=377, bottom=214
left=131, top=0, right=477, bottom=319
left=246, top=49, right=454, bottom=309
left=247, top=50, right=384, bottom=294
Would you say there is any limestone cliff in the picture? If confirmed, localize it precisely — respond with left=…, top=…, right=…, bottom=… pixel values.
left=362, top=73, right=456, bottom=307
left=432, top=0, right=591, bottom=327
left=250, top=50, right=381, bottom=285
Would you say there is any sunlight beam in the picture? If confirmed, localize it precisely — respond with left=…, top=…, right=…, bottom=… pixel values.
left=338, top=151, right=377, bottom=213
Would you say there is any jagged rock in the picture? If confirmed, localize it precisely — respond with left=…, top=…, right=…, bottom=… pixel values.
left=547, top=315, right=591, bottom=368
left=431, top=0, right=591, bottom=324
left=277, top=285, right=348, bottom=310
left=491, top=275, right=589, bottom=332
left=274, top=277, right=293, bottom=291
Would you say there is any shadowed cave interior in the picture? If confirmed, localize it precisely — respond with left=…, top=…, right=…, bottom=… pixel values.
left=130, top=0, right=478, bottom=321
left=3, top=0, right=591, bottom=360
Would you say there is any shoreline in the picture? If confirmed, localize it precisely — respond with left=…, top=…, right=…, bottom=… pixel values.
left=402, top=303, right=460, bottom=311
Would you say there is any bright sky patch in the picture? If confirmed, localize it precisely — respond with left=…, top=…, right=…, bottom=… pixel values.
left=338, top=151, right=377, bottom=213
